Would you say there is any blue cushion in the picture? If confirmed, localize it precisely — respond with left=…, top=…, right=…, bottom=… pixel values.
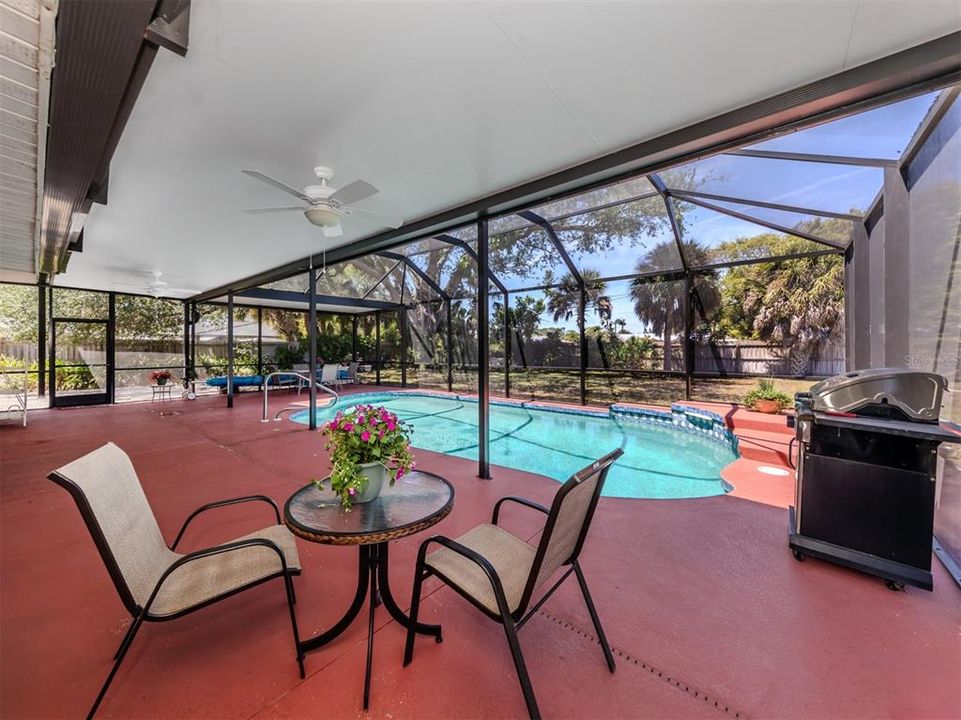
left=205, top=375, right=264, bottom=387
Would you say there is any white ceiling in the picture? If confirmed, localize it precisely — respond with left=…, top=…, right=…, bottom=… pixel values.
left=59, top=0, right=961, bottom=298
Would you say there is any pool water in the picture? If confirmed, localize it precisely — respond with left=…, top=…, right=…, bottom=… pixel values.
left=290, top=393, right=737, bottom=499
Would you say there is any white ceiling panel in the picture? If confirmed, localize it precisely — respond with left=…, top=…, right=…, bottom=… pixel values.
left=60, top=0, right=961, bottom=298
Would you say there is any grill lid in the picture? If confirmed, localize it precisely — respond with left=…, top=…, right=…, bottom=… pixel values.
left=808, top=368, right=947, bottom=423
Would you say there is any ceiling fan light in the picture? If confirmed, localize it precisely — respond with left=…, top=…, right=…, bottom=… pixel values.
left=305, top=206, right=340, bottom=227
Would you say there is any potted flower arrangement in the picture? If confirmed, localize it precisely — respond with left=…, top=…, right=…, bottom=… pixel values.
left=743, top=378, right=792, bottom=414
left=316, top=405, right=415, bottom=510
left=149, top=369, right=173, bottom=386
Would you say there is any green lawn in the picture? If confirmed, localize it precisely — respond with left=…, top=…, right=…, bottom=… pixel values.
left=360, top=366, right=814, bottom=408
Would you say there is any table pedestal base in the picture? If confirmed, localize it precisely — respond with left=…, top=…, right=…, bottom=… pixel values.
left=298, top=542, right=442, bottom=709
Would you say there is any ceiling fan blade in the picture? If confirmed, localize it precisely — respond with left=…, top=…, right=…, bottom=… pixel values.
left=329, top=179, right=378, bottom=206
left=322, top=223, right=344, bottom=238
left=343, top=205, right=403, bottom=229
left=241, top=170, right=311, bottom=202
left=244, top=206, right=305, bottom=214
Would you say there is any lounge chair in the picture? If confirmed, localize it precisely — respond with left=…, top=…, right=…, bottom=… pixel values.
left=403, top=448, right=624, bottom=719
left=49, top=443, right=304, bottom=719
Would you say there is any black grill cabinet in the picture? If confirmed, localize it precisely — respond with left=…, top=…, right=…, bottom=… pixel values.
left=788, top=369, right=960, bottom=591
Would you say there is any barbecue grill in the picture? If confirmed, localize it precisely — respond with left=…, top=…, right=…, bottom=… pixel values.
left=788, top=368, right=960, bottom=591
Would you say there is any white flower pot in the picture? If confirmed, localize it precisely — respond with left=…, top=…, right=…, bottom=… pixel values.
left=354, top=462, right=389, bottom=503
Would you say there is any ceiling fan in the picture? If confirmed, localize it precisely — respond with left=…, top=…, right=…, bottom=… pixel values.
left=242, top=166, right=403, bottom=238
left=115, top=270, right=198, bottom=298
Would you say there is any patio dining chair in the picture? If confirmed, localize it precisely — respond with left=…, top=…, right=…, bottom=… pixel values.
left=49, top=443, right=304, bottom=719
left=346, top=361, right=359, bottom=385
left=403, top=448, right=624, bottom=719
left=320, top=362, right=341, bottom=388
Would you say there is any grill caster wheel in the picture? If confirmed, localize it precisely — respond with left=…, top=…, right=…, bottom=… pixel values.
left=792, top=549, right=805, bottom=562
left=885, top=579, right=905, bottom=592
left=435, top=634, right=443, bottom=644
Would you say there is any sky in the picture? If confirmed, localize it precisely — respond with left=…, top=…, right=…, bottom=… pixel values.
left=505, top=90, right=940, bottom=336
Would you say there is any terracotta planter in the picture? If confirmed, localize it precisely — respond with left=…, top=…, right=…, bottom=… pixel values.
left=753, top=399, right=782, bottom=414
left=354, top=462, right=389, bottom=503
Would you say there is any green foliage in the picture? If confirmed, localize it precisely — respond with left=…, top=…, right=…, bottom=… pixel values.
left=316, top=404, right=415, bottom=510
left=630, top=241, right=720, bottom=370
left=543, top=269, right=612, bottom=323
left=712, top=231, right=844, bottom=373
left=0, top=355, right=39, bottom=390
left=492, top=295, right=545, bottom=345
left=743, top=378, right=793, bottom=410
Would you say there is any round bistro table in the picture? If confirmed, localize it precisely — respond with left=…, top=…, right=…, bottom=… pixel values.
left=284, top=470, right=454, bottom=710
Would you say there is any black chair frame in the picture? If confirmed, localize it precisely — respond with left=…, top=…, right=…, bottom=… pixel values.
left=49, top=474, right=303, bottom=720
left=403, top=448, right=624, bottom=720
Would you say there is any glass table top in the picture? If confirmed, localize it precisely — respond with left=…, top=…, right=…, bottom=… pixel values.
left=284, top=470, right=454, bottom=545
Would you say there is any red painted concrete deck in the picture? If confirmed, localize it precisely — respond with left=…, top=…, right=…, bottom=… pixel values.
left=2, top=389, right=959, bottom=719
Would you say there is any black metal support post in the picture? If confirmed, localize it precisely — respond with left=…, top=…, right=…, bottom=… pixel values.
left=256, top=306, right=263, bottom=376
left=107, top=292, right=116, bottom=404
left=308, top=269, right=318, bottom=430
left=578, top=287, right=587, bottom=406
left=446, top=299, right=453, bottom=393
left=375, top=311, right=381, bottom=385
left=352, top=316, right=358, bottom=361
left=181, top=301, right=190, bottom=385
left=400, top=307, right=408, bottom=388
left=684, top=275, right=695, bottom=400
left=226, top=292, right=234, bottom=408
left=190, top=302, right=197, bottom=381
left=37, top=284, right=46, bottom=397
left=477, top=218, right=491, bottom=479
left=503, top=290, right=510, bottom=398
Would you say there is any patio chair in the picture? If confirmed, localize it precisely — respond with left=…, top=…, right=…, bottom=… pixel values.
left=49, top=443, right=304, bottom=719
left=346, top=361, right=359, bottom=385
left=320, top=363, right=341, bottom=388
left=403, top=448, right=624, bottom=720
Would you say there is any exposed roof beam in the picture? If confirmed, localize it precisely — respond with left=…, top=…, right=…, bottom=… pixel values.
left=379, top=250, right=449, bottom=300
left=649, top=173, right=690, bottom=271
left=235, top=287, right=401, bottom=310
left=670, top=189, right=863, bottom=221
left=434, top=233, right=509, bottom=295
left=727, top=148, right=897, bottom=167
left=690, top=248, right=843, bottom=272
left=679, top=195, right=848, bottom=249
left=361, top=259, right=401, bottom=300
left=516, top=210, right=582, bottom=286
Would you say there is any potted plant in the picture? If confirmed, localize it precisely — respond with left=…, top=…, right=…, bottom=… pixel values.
left=743, top=378, right=792, bottom=414
left=149, top=369, right=173, bottom=386
left=316, top=405, right=415, bottom=510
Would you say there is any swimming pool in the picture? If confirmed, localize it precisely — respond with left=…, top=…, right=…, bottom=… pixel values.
left=290, top=392, right=738, bottom=499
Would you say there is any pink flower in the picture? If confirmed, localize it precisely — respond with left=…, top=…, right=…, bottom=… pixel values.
left=361, top=431, right=371, bottom=442
left=348, top=488, right=356, bottom=496
left=397, top=469, right=405, bottom=479
left=329, top=419, right=339, bottom=430
left=378, top=429, right=385, bottom=438
left=358, top=415, right=365, bottom=425
left=343, top=421, right=354, bottom=431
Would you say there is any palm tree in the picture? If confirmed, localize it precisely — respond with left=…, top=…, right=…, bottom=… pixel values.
left=630, top=241, right=718, bottom=371
left=545, top=268, right=612, bottom=324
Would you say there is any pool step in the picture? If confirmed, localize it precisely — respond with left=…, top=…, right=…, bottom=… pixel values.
left=732, top=428, right=795, bottom=465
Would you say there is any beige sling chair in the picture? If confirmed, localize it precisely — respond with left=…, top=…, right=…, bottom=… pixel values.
left=49, top=443, right=304, bottom=719
left=404, top=448, right=624, bottom=719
